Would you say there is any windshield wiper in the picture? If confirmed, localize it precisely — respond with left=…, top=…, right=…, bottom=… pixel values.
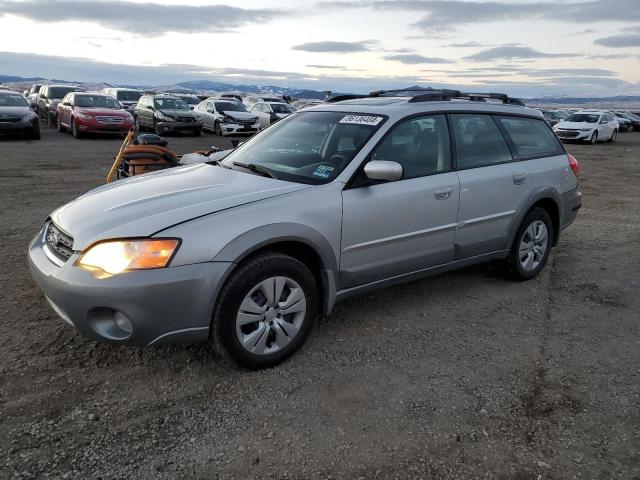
left=232, top=161, right=278, bottom=179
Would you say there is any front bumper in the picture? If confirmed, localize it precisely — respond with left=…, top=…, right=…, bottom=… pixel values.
left=220, top=122, right=260, bottom=135
left=156, top=120, right=203, bottom=133
left=28, top=227, right=233, bottom=346
left=0, top=120, right=36, bottom=132
left=554, top=129, right=594, bottom=141
left=559, top=188, right=582, bottom=232
left=77, top=120, right=134, bottom=134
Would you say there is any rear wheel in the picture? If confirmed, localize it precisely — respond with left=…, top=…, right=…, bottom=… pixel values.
left=506, top=207, right=553, bottom=281
left=212, top=252, right=318, bottom=369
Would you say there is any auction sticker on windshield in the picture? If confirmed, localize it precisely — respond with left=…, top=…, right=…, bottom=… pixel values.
left=339, top=115, right=384, bottom=126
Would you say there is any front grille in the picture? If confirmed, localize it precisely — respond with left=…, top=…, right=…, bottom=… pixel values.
left=96, top=116, right=124, bottom=124
left=0, top=116, right=22, bottom=123
left=175, top=117, right=194, bottom=123
left=45, top=222, right=74, bottom=262
left=557, top=130, right=580, bottom=138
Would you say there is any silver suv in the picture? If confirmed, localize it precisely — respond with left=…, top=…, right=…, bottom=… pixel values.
left=28, top=89, right=582, bottom=369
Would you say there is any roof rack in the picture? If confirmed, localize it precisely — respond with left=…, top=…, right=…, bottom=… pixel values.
left=326, top=94, right=369, bottom=103
left=365, top=87, right=525, bottom=106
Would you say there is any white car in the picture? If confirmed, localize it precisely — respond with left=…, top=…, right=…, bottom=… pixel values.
left=195, top=98, right=260, bottom=136
left=250, top=102, right=297, bottom=128
left=242, top=95, right=285, bottom=109
left=553, top=111, right=619, bottom=144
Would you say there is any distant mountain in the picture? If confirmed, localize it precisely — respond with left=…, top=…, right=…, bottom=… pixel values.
left=525, top=95, right=640, bottom=105
left=175, top=80, right=328, bottom=99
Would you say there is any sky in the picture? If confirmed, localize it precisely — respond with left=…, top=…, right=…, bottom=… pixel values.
left=0, top=0, right=639, bottom=97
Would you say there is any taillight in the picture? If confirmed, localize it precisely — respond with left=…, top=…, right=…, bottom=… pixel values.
left=568, top=154, right=580, bottom=181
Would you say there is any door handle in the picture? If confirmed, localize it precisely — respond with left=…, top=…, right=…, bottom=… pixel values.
left=513, top=173, right=528, bottom=185
left=434, top=187, right=453, bottom=200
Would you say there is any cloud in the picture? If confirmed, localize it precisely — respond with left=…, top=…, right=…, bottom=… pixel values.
left=0, top=0, right=282, bottom=35
left=595, top=33, right=640, bottom=48
left=292, top=40, right=375, bottom=53
left=464, top=46, right=576, bottom=62
left=383, top=54, right=454, bottom=64
left=587, top=52, right=635, bottom=60
left=306, top=64, right=347, bottom=69
left=445, top=41, right=487, bottom=48
left=526, top=68, right=617, bottom=77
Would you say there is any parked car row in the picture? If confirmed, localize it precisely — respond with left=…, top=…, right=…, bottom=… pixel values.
left=552, top=110, right=621, bottom=144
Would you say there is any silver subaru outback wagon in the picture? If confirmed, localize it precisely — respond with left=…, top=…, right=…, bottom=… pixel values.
left=28, top=89, right=582, bottom=369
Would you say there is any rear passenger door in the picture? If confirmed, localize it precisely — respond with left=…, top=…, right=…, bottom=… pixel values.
left=452, top=113, right=530, bottom=258
left=340, top=114, right=460, bottom=288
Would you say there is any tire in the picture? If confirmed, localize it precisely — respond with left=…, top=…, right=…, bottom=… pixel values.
left=588, top=131, right=598, bottom=144
left=608, top=129, right=617, bottom=143
left=42, top=108, right=48, bottom=123
left=71, top=119, right=82, bottom=139
left=193, top=127, right=202, bottom=137
left=31, top=123, right=41, bottom=140
left=212, top=252, right=318, bottom=370
left=134, top=117, right=142, bottom=132
left=56, top=117, right=64, bottom=132
left=154, top=121, right=163, bottom=136
left=506, top=207, right=553, bottom=281
left=47, top=111, right=55, bottom=128
left=214, top=121, right=222, bottom=136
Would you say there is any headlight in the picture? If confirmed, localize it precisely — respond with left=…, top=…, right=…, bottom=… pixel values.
left=579, top=128, right=593, bottom=132
left=22, top=113, right=36, bottom=122
left=77, top=113, right=93, bottom=121
left=76, top=239, right=180, bottom=276
left=155, top=111, right=173, bottom=121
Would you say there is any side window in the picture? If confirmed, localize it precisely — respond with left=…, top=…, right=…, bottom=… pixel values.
left=450, top=114, right=512, bottom=169
left=371, top=114, right=451, bottom=179
left=207, top=102, right=214, bottom=112
left=496, top=116, right=564, bottom=159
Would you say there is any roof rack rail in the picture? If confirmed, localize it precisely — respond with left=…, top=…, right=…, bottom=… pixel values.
left=459, top=92, right=526, bottom=106
left=365, top=87, right=525, bottom=106
left=326, top=94, right=368, bottom=103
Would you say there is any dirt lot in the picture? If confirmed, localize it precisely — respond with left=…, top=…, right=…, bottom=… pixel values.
left=1, top=124, right=639, bottom=480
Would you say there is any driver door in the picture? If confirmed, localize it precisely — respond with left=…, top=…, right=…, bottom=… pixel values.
left=340, top=115, right=460, bottom=288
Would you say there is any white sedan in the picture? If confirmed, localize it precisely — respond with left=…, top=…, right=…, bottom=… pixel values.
left=195, top=99, right=261, bottom=136
left=249, top=102, right=297, bottom=128
left=553, top=111, right=619, bottom=144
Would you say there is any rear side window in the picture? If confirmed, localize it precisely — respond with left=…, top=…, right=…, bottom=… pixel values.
left=496, top=116, right=564, bottom=159
left=450, top=114, right=512, bottom=169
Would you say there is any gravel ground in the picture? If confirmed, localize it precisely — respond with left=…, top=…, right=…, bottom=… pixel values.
left=1, top=124, right=639, bottom=480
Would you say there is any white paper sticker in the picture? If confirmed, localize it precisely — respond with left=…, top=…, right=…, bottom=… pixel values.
left=339, top=115, right=384, bottom=126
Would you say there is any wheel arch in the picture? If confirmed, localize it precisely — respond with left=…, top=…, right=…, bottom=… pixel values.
left=508, top=188, right=561, bottom=249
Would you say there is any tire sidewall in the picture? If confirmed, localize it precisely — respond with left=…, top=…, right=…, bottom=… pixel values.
left=590, top=131, right=598, bottom=144
left=509, top=208, right=553, bottom=281
left=214, top=253, right=318, bottom=369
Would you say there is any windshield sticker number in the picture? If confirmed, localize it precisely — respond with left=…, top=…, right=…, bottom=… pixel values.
left=312, top=165, right=334, bottom=179
left=339, top=115, right=383, bottom=126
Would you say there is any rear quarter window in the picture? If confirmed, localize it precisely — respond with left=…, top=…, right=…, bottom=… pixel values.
left=496, top=116, right=564, bottom=159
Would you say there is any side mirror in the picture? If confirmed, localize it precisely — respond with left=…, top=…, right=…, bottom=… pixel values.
left=207, top=107, right=213, bottom=113
left=364, top=160, right=403, bottom=182
left=62, top=101, right=72, bottom=107
left=30, top=105, right=38, bottom=112
left=600, top=120, right=607, bottom=124
left=146, top=105, right=154, bottom=110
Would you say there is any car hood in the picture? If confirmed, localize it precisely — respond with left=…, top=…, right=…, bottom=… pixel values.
left=555, top=121, right=597, bottom=129
left=222, top=111, right=257, bottom=121
left=0, top=106, right=30, bottom=116
left=275, top=112, right=292, bottom=119
left=77, top=107, right=129, bottom=116
left=160, top=109, right=197, bottom=117
left=50, top=164, right=311, bottom=250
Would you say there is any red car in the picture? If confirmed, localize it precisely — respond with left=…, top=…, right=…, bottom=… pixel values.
left=57, top=92, right=134, bottom=138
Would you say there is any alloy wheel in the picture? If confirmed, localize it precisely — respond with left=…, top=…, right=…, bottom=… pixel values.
left=235, top=276, right=307, bottom=356
left=518, top=221, right=548, bottom=272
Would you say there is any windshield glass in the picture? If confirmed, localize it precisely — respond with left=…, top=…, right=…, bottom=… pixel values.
left=154, top=98, right=189, bottom=110
left=0, top=94, right=28, bottom=107
left=116, top=90, right=143, bottom=102
left=215, top=102, right=247, bottom=112
left=222, top=111, right=385, bottom=184
left=271, top=103, right=296, bottom=114
left=76, top=95, right=121, bottom=109
left=566, top=113, right=600, bottom=123
left=49, top=87, right=81, bottom=99
left=180, top=96, right=199, bottom=105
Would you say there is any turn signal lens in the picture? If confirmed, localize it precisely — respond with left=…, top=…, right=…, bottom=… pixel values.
left=77, top=239, right=179, bottom=276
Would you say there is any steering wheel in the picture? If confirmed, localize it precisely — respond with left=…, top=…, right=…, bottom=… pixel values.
left=327, top=154, right=349, bottom=170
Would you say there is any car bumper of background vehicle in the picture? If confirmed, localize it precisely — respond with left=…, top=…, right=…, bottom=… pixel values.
left=559, top=188, right=582, bottom=231
left=28, top=228, right=234, bottom=346
left=156, top=120, right=203, bottom=133
left=0, top=120, right=36, bottom=132
left=555, top=130, right=593, bottom=141
left=221, top=122, right=260, bottom=135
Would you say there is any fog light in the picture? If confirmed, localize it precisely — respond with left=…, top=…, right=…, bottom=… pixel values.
left=114, top=311, right=133, bottom=334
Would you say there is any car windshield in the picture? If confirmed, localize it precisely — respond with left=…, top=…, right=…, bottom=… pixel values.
left=222, top=111, right=385, bottom=184
left=215, top=102, right=247, bottom=112
left=154, top=98, right=189, bottom=110
left=180, top=96, right=199, bottom=105
left=624, top=113, right=640, bottom=121
left=566, top=113, right=600, bottom=123
left=0, top=94, right=28, bottom=107
left=48, top=87, right=81, bottom=99
left=549, top=111, right=565, bottom=120
left=271, top=103, right=296, bottom=114
left=116, top=91, right=143, bottom=102
left=75, top=95, right=121, bottom=109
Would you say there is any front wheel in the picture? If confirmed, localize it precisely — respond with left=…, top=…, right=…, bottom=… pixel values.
left=588, top=131, right=598, bottom=144
left=506, top=207, right=553, bottom=281
left=212, top=252, right=318, bottom=369
left=31, top=123, right=41, bottom=140
left=72, top=119, right=82, bottom=139
left=134, top=117, right=142, bottom=132
left=214, top=121, right=222, bottom=136
left=193, top=127, right=202, bottom=137
left=608, top=129, right=617, bottom=143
